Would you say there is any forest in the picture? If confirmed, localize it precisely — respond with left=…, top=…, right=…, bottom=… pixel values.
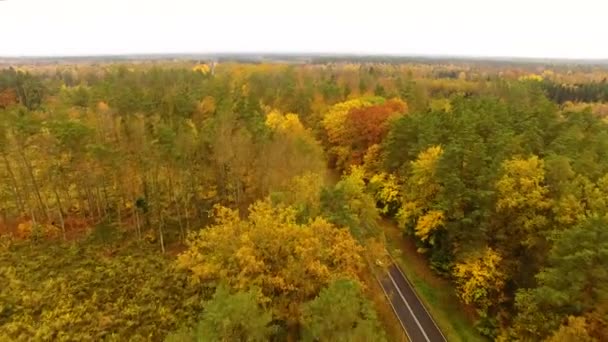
left=0, top=59, right=607, bottom=341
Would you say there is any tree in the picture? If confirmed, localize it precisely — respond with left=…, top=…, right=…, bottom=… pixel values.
left=545, top=316, right=596, bottom=342
left=495, top=155, right=551, bottom=246
left=368, top=172, right=401, bottom=215
left=345, top=99, right=407, bottom=165
left=536, top=216, right=608, bottom=313
left=322, top=97, right=405, bottom=170
left=322, top=97, right=380, bottom=170
left=321, top=166, right=381, bottom=240
left=14, top=72, right=45, bottom=110
left=260, top=110, right=325, bottom=197
left=177, top=200, right=364, bottom=326
left=166, top=285, right=274, bottom=342
left=301, top=279, right=386, bottom=342
left=270, top=172, right=325, bottom=221
left=453, top=248, right=506, bottom=311
left=510, top=216, right=608, bottom=340
left=397, top=145, right=444, bottom=243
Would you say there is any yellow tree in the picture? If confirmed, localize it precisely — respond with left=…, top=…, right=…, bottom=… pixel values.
left=259, top=110, right=325, bottom=197
left=453, top=247, right=506, bottom=311
left=495, top=155, right=551, bottom=246
left=545, top=316, right=596, bottom=342
left=322, top=98, right=377, bottom=169
left=397, top=145, right=445, bottom=244
left=274, top=172, right=325, bottom=220
left=177, top=200, right=364, bottom=327
left=368, top=172, right=401, bottom=215
left=554, top=174, right=608, bottom=226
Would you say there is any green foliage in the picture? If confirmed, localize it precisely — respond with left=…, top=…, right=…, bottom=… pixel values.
left=166, top=285, right=274, bottom=342
left=536, top=216, right=608, bottom=311
left=301, top=279, right=386, bottom=342
left=320, top=166, right=381, bottom=240
left=381, top=84, right=608, bottom=336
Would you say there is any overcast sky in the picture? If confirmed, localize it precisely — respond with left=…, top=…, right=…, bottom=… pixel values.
left=0, top=0, right=606, bottom=59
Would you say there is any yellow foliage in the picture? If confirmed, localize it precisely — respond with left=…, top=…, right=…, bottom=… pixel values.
left=519, top=74, right=544, bottom=82
left=453, top=248, right=506, bottom=310
left=411, top=145, right=443, bottom=187
left=197, top=96, right=216, bottom=115
left=590, top=174, right=608, bottom=213
left=429, top=98, right=452, bottom=113
left=397, top=145, right=444, bottom=234
left=16, top=221, right=61, bottom=240
left=259, top=110, right=325, bottom=196
left=196, top=185, right=217, bottom=201
left=363, top=144, right=383, bottom=174
left=397, top=201, right=423, bottom=228
left=369, top=172, right=401, bottom=214
left=415, top=210, right=445, bottom=242
left=342, top=63, right=361, bottom=72
left=282, top=172, right=325, bottom=216
left=177, top=199, right=364, bottom=321
left=554, top=194, right=585, bottom=225
left=542, top=70, right=555, bottom=78
left=496, top=156, right=551, bottom=233
left=192, top=64, right=210, bottom=74
left=97, top=101, right=110, bottom=112
left=545, top=316, right=596, bottom=342
left=265, top=111, right=305, bottom=134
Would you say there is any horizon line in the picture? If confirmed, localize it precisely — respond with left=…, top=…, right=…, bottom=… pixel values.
left=1, top=51, right=607, bottom=63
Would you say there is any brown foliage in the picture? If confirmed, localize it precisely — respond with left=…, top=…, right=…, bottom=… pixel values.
left=346, top=99, right=407, bottom=164
left=0, top=88, right=17, bottom=108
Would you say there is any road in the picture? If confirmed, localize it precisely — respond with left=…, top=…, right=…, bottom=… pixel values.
left=379, top=262, right=447, bottom=342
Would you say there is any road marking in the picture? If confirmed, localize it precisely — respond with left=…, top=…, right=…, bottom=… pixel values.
left=389, top=254, right=448, bottom=342
left=377, top=277, right=413, bottom=342
left=388, top=270, right=431, bottom=342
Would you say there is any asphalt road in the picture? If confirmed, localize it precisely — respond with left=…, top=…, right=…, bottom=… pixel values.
left=379, top=263, right=447, bottom=342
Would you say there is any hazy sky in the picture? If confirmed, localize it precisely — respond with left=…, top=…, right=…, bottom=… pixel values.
left=0, top=0, right=606, bottom=59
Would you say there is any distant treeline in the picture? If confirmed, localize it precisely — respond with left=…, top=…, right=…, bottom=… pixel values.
left=543, top=79, right=608, bottom=103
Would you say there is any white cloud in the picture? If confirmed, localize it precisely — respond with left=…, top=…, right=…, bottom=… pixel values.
left=0, top=0, right=606, bottom=58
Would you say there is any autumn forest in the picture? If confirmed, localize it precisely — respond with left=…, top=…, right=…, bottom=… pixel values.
left=1, top=58, right=607, bottom=341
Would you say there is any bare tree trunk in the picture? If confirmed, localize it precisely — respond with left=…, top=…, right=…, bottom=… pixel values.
left=116, top=193, right=122, bottom=228
left=169, top=174, right=185, bottom=241
left=181, top=170, right=191, bottom=232
left=30, top=207, right=37, bottom=226
left=96, top=185, right=107, bottom=217
left=142, top=176, right=151, bottom=229
left=63, top=184, right=72, bottom=210
left=159, top=213, right=166, bottom=254
left=84, top=183, right=95, bottom=220
left=78, top=187, right=88, bottom=219
left=17, top=146, right=48, bottom=221
left=95, top=187, right=102, bottom=219
left=134, top=207, right=142, bottom=240
left=154, top=166, right=165, bottom=253
left=53, top=188, right=66, bottom=240
left=102, top=182, right=110, bottom=216
left=183, top=195, right=191, bottom=234
left=1, top=152, right=25, bottom=213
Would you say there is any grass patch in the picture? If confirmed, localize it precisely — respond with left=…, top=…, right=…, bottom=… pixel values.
left=382, top=220, right=486, bottom=342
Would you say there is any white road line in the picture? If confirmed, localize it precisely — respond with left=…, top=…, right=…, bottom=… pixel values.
left=388, top=270, right=431, bottom=342
left=389, top=254, right=448, bottom=342
left=377, top=276, right=413, bottom=342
